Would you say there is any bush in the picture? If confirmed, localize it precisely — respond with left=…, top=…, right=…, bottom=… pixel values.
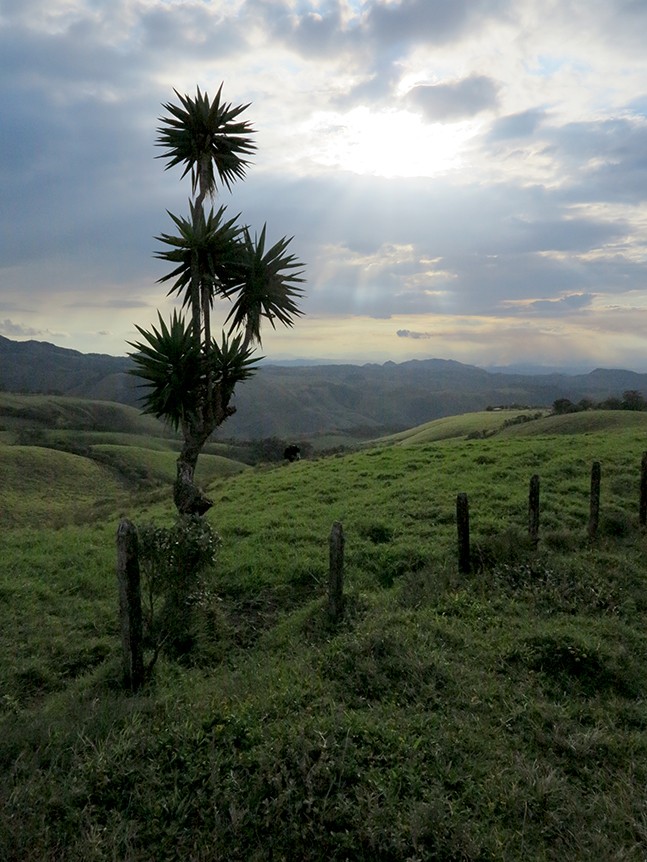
left=138, top=516, right=221, bottom=662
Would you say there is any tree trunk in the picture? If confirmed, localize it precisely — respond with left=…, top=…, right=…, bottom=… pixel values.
left=202, top=280, right=214, bottom=425
left=174, top=424, right=213, bottom=516
left=173, top=391, right=236, bottom=516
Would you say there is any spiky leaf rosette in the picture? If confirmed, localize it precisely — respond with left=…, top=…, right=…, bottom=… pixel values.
left=128, top=311, right=201, bottom=429
left=224, top=224, right=305, bottom=345
left=155, top=203, right=243, bottom=307
left=156, top=85, right=256, bottom=195
left=210, top=332, right=261, bottom=400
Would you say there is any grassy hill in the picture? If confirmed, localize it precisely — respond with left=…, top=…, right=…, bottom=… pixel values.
left=0, top=394, right=250, bottom=503
left=0, top=392, right=165, bottom=436
left=373, top=408, right=546, bottom=445
left=0, top=444, right=130, bottom=528
left=1, top=410, right=647, bottom=860
left=374, top=406, right=647, bottom=446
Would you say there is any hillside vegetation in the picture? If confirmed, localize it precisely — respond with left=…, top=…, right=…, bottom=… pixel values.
left=373, top=408, right=547, bottom=445
left=1, top=409, right=647, bottom=860
left=0, top=392, right=165, bottom=436
left=0, top=394, right=250, bottom=502
left=373, top=405, right=647, bottom=446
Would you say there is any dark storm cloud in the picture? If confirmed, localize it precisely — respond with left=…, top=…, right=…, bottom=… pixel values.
left=406, top=75, right=500, bottom=121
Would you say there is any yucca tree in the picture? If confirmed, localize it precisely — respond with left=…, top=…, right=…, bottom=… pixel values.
left=129, top=86, right=305, bottom=515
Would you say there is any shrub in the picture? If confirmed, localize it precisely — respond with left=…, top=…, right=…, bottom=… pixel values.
left=138, top=516, right=221, bottom=663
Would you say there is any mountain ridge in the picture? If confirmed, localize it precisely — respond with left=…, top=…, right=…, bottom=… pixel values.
left=2, top=334, right=646, bottom=439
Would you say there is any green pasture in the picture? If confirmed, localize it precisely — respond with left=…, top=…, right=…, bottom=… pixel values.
left=1, top=409, right=647, bottom=860
left=0, top=444, right=130, bottom=528
left=0, top=392, right=168, bottom=437
left=375, top=408, right=546, bottom=445
left=44, top=429, right=244, bottom=459
left=208, top=413, right=647, bottom=596
left=501, top=407, right=647, bottom=437
left=46, top=430, right=180, bottom=450
left=90, top=444, right=248, bottom=487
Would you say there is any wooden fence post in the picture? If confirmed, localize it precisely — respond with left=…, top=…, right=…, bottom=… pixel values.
left=328, top=521, right=345, bottom=623
left=456, top=493, right=471, bottom=574
left=528, top=474, right=540, bottom=549
left=640, top=451, right=647, bottom=528
left=116, top=518, right=144, bottom=692
left=588, top=461, right=601, bottom=541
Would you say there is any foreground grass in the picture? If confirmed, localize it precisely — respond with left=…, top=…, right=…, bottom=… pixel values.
left=1, top=412, right=647, bottom=860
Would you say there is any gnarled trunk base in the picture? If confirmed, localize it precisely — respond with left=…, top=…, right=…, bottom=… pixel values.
left=174, top=475, right=213, bottom=516
left=174, top=432, right=213, bottom=516
left=175, top=403, right=236, bottom=516
left=174, top=456, right=213, bottom=516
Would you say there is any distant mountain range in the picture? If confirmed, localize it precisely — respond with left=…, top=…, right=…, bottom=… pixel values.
left=2, top=334, right=646, bottom=440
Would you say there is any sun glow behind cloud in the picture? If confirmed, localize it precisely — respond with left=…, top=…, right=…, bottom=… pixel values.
left=303, top=107, right=478, bottom=177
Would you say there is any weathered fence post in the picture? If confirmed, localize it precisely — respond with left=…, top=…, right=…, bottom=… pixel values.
left=528, top=474, right=540, bottom=549
left=640, top=451, right=647, bottom=528
left=588, top=461, right=601, bottom=541
left=456, top=493, right=471, bottom=574
left=116, top=518, right=144, bottom=692
left=328, top=521, right=345, bottom=623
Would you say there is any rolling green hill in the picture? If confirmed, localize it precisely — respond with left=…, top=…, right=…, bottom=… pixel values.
left=90, top=444, right=248, bottom=487
left=0, top=444, right=129, bottom=527
left=499, top=407, right=647, bottom=437
left=1, top=411, right=647, bottom=860
left=0, top=392, right=171, bottom=438
left=374, top=407, right=647, bottom=447
left=373, top=408, right=545, bottom=445
left=0, top=394, right=250, bottom=513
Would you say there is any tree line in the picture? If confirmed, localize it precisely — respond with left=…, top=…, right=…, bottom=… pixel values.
left=553, top=390, right=647, bottom=414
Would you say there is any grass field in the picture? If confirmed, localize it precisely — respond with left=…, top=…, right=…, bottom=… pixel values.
left=0, top=392, right=169, bottom=437
left=373, top=408, right=547, bottom=445
left=1, top=404, right=647, bottom=860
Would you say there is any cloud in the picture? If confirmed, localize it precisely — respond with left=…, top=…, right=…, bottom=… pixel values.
left=502, top=293, right=595, bottom=317
left=0, top=319, right=43, bottom=338
left=487, top=108, right=548, bottom=140
left=364, top=0, right=509, bottom=49
left=0, top=319, right=66, bottom=339
left=396, top=329, right=433, bottom=339
left=407, top=74, right=500, bottom=121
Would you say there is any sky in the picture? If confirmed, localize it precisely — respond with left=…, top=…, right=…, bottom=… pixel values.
left=2, top=0, right=647, bottom=370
